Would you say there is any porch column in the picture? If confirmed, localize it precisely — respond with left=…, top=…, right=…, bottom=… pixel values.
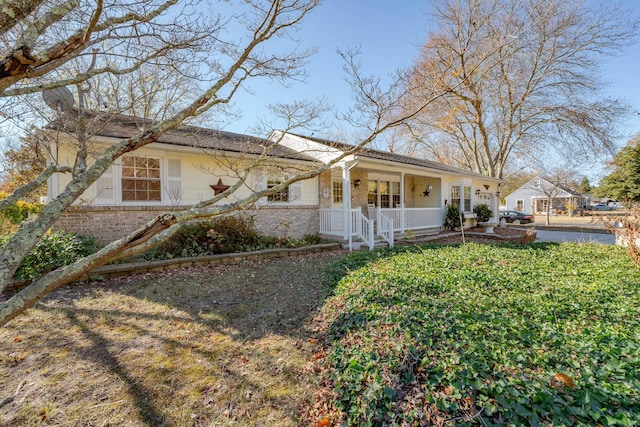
left=342, top=160, right=358, bottom=250
left=342, top=163, right=352, bottom=243
left=400, top=172, right=405, bottom=232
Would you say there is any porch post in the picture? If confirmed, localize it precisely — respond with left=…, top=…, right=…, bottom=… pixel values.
left=400, top=172, right=405, bottom=232
left=342, top=159, right=358, bottom=250
left=342, top=163, right=352, bottom=246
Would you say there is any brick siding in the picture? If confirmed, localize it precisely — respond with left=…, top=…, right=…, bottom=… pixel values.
left=53, top=205, right=320, bottom=245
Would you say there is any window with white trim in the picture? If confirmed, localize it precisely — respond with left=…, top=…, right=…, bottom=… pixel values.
left=122, top=156, right=161, bottom=201
left=392, top=182, right=401, bottom=208
left=332, top=180, right=343, bottom=204
left=451, top=185, right=472, bottom=211
left=267, top=175, right=289, bottom=202
left=516, top=199, right=524, bottom=210
left=463, top=186, right=471, bottom=211
left=380, top=181, right=390, bottom=208
left=261, top=171, right=302, bottom=204
left=368, top=178, right=400, bottom=207
left=367, top=180, right=378, bottom=206
left=93, top=156, right=181, bottom=205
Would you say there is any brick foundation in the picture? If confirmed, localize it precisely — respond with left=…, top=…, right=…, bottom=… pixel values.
left=53, top=205, right=320, bottom=246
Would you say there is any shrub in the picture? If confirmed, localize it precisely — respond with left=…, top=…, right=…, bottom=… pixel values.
left=133, top=216, right=323, bottom=262
left=443, top=204, right=464, bottom=231
left=0, top=192, right=42, bottom=233
left=8, top=230, right=96, bottom=281
left=300, top=233, right=324, bottom=245
left=473, top=203, right=493, bottom=222
left=138, top=217, right=261, bottom=260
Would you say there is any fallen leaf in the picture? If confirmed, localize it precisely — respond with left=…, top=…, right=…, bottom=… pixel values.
left=550, top=372, right=575, bottom=390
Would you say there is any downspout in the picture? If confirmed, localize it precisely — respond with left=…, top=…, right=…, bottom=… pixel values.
left=343, top=159, right=358, bottom=250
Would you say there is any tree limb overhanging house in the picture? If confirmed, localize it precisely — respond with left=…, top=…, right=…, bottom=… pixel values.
left=504, top=176, right=589, bottom=216
left=46, top=113, right=502, bottom=251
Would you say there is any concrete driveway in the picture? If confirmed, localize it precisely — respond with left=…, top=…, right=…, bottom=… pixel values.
left=534, top=229, right=615, bottom=245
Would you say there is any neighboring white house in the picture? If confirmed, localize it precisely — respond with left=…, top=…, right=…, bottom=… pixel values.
left=504, top=176, right=589, bottom=215
left=46, top=112, right=502, bottom=250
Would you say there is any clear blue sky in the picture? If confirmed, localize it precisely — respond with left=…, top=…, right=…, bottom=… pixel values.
left=223, top=0, right=433, bottom=137
left=223, top=0, right=640, bottom=154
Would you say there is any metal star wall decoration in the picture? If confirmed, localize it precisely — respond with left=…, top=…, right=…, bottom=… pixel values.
left=210, top=178, right=230, bottom=195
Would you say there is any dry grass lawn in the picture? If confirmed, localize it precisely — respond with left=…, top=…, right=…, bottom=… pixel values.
left=0, top=250, right=346, bottom=426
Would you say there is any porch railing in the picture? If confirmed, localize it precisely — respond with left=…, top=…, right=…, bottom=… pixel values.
left=320, top=207, right=441, bottom=249
left=319, top=208, right=374, bottom=249
left=353, top=209, right=374, bottom=250
left=380, top=207, right=442, bottom=231
left=403, top=208, right=442, bottom=230
left=378, top=212, right=394, bottom=247
left=319, top=208, right=344, bottom=236
left=380, top=208, right=402, bottom=231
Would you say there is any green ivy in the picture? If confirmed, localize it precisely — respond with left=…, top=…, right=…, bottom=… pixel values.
left=322, top=243, right=640, bottom=426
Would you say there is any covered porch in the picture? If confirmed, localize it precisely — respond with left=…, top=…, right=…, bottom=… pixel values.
left=318, top=165, right=446, bottom=250
left=319, top=206, right=443, bottom=249
left=271, top=131, right=502, bottom=251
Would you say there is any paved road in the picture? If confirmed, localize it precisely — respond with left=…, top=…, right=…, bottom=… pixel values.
left=535, top=229, right=615, bottom=245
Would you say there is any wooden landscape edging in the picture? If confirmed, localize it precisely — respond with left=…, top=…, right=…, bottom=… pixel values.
left=5, top=243, right=343, bottom=292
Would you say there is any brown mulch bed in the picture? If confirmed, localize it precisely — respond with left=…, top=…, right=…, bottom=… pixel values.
left=413, top=226, right=536, bottom=245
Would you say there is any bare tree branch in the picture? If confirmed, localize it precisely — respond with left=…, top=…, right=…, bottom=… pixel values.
left=402, top=0, right=638, bottom=178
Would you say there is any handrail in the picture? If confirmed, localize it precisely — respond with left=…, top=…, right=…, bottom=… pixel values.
left=352, top=209, right=374, bottom=250
left=378, top=212, right=394, bottom=247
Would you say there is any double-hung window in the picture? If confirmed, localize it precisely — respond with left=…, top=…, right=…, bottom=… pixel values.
left=451, top=185, right=471, bottom=211
left=94, top=156, right=181, bottom=205
left=122, top=156, right=161, bottom=202
left=463, top=186, right=471, bottom=211
left=267, top=174, right=289, bottom=202
left=368, top=179, right=400, bottom=207
left=367, top=180, right=378, bottom=206
left=258, top=170, right=302, bottom=204
left=392, top=182, right=401, bottom=208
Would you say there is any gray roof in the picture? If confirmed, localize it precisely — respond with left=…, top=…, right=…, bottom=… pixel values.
left=289, top=133, right=498, bottom=179
left=49, top=111, right=318, bottom=163
left=47, top=111, right=500, bottom=178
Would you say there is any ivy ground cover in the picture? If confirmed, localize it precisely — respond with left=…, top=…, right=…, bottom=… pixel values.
left=317, top=243, right=640, bottom=426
